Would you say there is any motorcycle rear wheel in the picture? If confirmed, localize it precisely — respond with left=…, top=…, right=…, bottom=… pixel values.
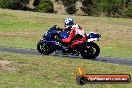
left=81, top=42, right=100, bottom=59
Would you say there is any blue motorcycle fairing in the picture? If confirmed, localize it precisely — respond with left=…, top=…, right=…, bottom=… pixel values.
left=87, top=32, right=101, bottom=39
left=44, top=27, right=69, bottom=39
left=44, top=40, right=56, bottom=43
left=42, top=26, right=70, bottom=52
left=43, top=26, right=58, bottom=39
left=45, top=40, right=56, bottom=43
left=59, top=27, right=71, bottom=39
left=60, top=31, right=69, bottom=39
left=41, top=39, right=56, bottom=43
left=43, top=31, right=58, bottom=38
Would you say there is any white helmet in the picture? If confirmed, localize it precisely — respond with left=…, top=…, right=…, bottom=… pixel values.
left=64, top=18, right=74, bottom=28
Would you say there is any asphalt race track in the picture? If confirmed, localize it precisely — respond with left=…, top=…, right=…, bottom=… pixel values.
left=0, top=47, right=132, bottom=66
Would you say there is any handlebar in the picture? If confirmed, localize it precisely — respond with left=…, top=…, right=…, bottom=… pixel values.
left=51, top=25, right=63, bottom=31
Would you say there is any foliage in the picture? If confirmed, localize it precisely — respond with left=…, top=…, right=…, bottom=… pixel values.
left=33, top=0, right=40, bottom=6
left=36, top=0, right=54, bottom=13
left=124, top=5, right=132, bottom=18
left=99, top=0, right=122, bottom=17
left=0, top=0, right=131, bottom=17
left=81, top=0, right=93, bottom=16
left=0, top=0, right=29, bottom=10
left=59, top=0, right=77, bottom=15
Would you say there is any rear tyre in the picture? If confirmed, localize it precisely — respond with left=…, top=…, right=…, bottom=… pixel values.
left=37, top=40, right=54, bottom=55
left=81, top=42, right=100, bottom=59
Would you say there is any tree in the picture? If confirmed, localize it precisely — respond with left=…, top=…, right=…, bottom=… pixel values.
left=0, top=0, right=29, bottom=10
left=80, top=0, right=93, bottom=16
left=36, top=0, right=54, bottom=13
left=80, top=0, right=102, bottom=16
left=99, top=0, right=122, bottom=17
left=58, top=0, right=77, bottom=15
left=33, top=0, right=40, bottom=6
left=124, top=1, right=132, bottom=18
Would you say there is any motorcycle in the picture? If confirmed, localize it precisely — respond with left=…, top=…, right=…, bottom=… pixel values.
left=37, top=25, right=101, bottom=59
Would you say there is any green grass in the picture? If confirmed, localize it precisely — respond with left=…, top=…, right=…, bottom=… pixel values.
left=0, top=52, right=132, bottom=88
left=0, top=8, right=132, bottom=58
left=0, top=37, right=36, bottom=49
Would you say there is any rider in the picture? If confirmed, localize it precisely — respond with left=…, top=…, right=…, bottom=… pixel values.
left=57, top=18, right=86, bottom=55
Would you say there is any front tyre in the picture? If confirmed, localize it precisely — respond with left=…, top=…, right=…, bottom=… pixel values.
left=37, top=40, right=54, bottom=55
left=81, top=42, right=100, bottom=59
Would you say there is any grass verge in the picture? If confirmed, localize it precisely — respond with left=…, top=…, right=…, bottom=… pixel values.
left=0, top=52, right=132, bottom=88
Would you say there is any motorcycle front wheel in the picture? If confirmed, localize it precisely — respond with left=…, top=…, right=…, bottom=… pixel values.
left=37, top=40, right=54, bottom=55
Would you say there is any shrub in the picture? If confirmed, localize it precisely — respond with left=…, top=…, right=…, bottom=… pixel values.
left=124, top=6, right=132, bottom=18
left=60, top=0, right=77, bottom=15
left=36, top=0, right=54, bottom=13
left=124, top=2, right=132, bottom=18
left=0, top=0, right=29, bottom=10
left=33, top=0, right=40, bottom=6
